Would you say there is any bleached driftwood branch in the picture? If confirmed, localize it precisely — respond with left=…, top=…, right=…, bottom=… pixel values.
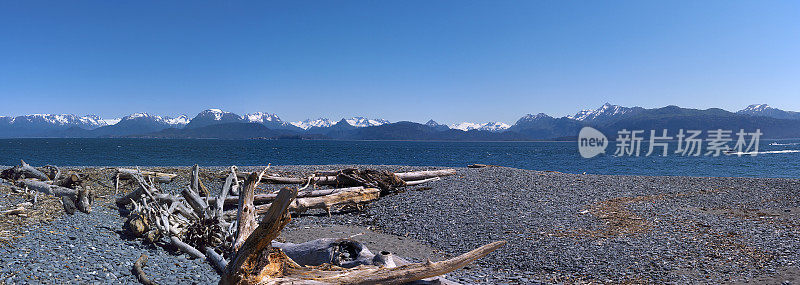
left=117, top=168, right=177, bottom=183
left=220, top=187, right=504, bottom=285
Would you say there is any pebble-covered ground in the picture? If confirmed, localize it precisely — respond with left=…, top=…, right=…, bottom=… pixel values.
left=0, top=165, right=798, bottom=284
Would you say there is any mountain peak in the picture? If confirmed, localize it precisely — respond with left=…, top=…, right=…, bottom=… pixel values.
left=737, top=104, right=800, bottom=120
left=291, top=118, right=333, bottom=130
left=123, top=113, right=159, bottom=120
left=198, top=109, right=233, bottom=120
left=244, top=112, right=281, bottom=123
left=185, top=109, right=242, bottom=129
left=567, top=103, right=641, bottom=122
left=449, top=121, right=510, bottom=132
left=345, top=117, right=389, bottom=128
left=522, top=113, right=553, bottom=120
left=742, top=104, right=771, bottom=112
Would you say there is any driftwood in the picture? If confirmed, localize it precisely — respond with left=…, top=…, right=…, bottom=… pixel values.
left=133, top=254, right=156, bottom=285
left=1, top=203, right=30, bottom=216
left=404, top=176, right=441, bottom=186
left=273, top=238, right=396, bottom=268
left=221, top=187, right=504, bottom=284
left=221, top=186, right=380, bottom=219
left=54, top=172, right=81, bottom=188
left=19, top=179, right=92, bottom=214
left=205, top=246, right=228, bottom=274
left=116, top=165, right=481, bottom=285
left=1, top=160, right=51, bottom=181
left=171, top=236, right=205, bottom=259
left=117, top=168, right=177, bottom=183
left=191, top=164, right=210, bottom=197
left=181, top=186, right=207, bottom=218
left=232, top=172, right=260, bottom=253
left=214, top=186, right=369, bottom=207
left=241, top=169, right=456, bottom=187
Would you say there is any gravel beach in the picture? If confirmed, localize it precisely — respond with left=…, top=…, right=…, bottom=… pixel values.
left=1, top=165, right=798, bottom=284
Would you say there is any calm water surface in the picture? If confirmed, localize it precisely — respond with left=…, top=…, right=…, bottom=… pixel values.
left=1, top=138, right=798, bottom=178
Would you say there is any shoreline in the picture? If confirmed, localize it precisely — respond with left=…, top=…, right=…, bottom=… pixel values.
left=2, top=164, right=798, bottom=180
left=1, top=165, right=798, bottom=283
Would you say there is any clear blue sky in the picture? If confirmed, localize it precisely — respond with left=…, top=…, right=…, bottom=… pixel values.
left=1, top=1, right=799, bottom=124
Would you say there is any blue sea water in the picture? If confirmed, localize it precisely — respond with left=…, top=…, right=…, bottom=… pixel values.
left=0, top=138, right=798, bottom=178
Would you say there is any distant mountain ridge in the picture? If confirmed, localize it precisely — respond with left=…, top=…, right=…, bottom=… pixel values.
left=2, top=104, right=800, bottom=139
left=567, top=103, right=645, bottom=123
left=737, top=104, right=800, bottom=120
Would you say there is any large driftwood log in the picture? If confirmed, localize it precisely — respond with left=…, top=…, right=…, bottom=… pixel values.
left=205, top=246, right=228, bottom=274
left=181, top=186, right=208, bottom=218
left=171, top=236, right=205, bottom=259
left=273, top=238, right=392, bottom=268
left=117, top=168, right=177, bottom=183
left=54, top=172, right=81, bottom=188
left=241, top=169, right=456, bottom=186
left=213, top=186, right=367, bottom=207
left=292, top=241, right=505, bottom=284
left=232, top=172, right=261, bottom=253
left=394, top=169, right=457, bottom=181
left=221, top=187, right=504, bottom=285
left=20, top=179, right=77, bottom=197
left=19, top=179, right=92, bottom=214
left=281, top=186, right=379, bottom=215
left=222, top=187, right=297, bottom=285
left=1, top=160, right=51, bottom=181
left=221, top=187, right=380, bottom=219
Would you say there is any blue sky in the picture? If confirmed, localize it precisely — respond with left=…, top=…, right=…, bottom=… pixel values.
left=1, top=1, right=799, bottom=124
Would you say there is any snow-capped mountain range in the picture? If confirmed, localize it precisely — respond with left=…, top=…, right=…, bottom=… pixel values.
left=0, top=114, right=108, bottom=129
left=2, top=104, right=800, bottom=138
left=736, top=104, right=800, bottom=120
left=567, top=103, right=644, bottom=123
left=117, top=113, right=190, bottom=128
left=449, top=122, right=510, bottom=132
left=291, top=118, right=334, bottom=129
left=289, top=117, right=390, bottom=130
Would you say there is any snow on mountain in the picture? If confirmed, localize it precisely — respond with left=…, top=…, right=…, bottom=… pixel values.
left=519, top=113, right=554, bottom=121
left=5, top=114, right=108, bottom=129
left=164, top=115, right=190, bottom=126
left=480, top=122, right=511, bottom=132
left=567, top=103, right=642, bottom=122
left=185, top=109, right=243, bottom=129
left=205, top=109, right=226, bottom=120
left=244, top=112, right=281, bottom=123
left=511, top=113, right=557, bottom=128
left=568, top=109, right=594, bottom=121
left=121, top=113, right=157, bottom=121
left=101, top=118, right=122, bottom=126
left=123, top=113, right=154, bottom=120
left=740, top=104, right=771, bottom=113
left=116, top=113, right=188, bottom=127
left=449, top=122, right=483, bottom=131
left=345, top=117, right=389, bottom=128
left=291, top=118, right=335, bottom=130
left=737, top=104, right=800, bottom=120
left=291, top=117, right=388, bottom=130
left=449, top=122, right=510, bottom=132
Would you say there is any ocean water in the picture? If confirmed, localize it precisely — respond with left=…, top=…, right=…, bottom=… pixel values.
left=0, top=138, right=798, bottom=178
